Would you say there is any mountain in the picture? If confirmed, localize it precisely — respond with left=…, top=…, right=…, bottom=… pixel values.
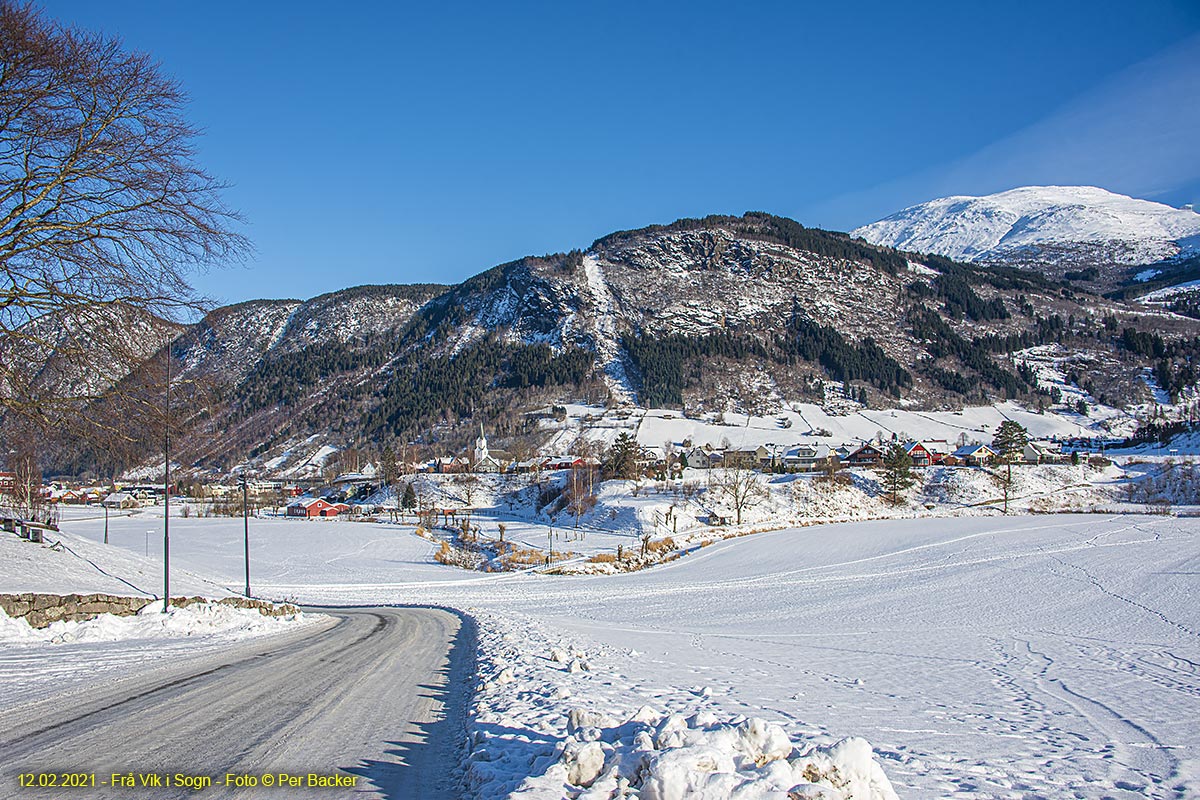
left=28, top=212, right=1200, bottom=478
left=852, top=186, right=1200, bottom=288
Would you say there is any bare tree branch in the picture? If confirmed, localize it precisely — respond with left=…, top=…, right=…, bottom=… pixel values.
left=0, top=2, right=247, bottom=446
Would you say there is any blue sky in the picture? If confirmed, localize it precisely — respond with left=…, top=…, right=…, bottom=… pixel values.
left=48, top=1, right=1200, bottom=305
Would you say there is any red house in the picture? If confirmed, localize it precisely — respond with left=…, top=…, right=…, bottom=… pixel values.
left=286, top=497, right=341, bottom=518
left=902, top=441, right=933, bottom=467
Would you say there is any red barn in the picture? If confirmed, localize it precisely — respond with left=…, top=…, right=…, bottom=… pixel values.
left=286, top=497, right=341, bottom=518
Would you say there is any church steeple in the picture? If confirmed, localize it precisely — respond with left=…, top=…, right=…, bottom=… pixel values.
left=474, top=421, right=489, bottom=464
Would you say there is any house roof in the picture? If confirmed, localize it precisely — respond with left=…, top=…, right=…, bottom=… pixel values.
left=952, top=444, right=995, bottom=457
left=289, top=497, right=328, bottom=508
left=784, top=444, right=831, bottom=460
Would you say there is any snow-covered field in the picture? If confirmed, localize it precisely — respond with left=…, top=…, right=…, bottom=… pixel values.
left=538, top=401, right=1107, bottom=456
left=7, top=506, right=1198, bottom=799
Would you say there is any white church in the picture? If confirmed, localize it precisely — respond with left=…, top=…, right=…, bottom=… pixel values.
left=472, top=423, right=508, bottom=473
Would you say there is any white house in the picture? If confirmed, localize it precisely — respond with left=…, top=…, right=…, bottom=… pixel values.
left=102, top=491, right=139, bottom=509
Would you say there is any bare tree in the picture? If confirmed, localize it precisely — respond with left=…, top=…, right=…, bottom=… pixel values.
left=707, top=455, right=769, bottom=525
left=455, top=473, right=479, bottom=525
left=0, top=3, right=247, bottom=436
left=1, top=424, right=46, bottom=520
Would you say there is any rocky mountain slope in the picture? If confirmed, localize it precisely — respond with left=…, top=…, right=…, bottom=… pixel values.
left=853, top=186, right=1200, bottom=289
left=32, top=212, right=1200, bottom=477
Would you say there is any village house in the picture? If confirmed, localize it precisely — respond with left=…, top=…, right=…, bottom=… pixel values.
left=948, top=444, right=997, bottom=467
left=102, top=491, right=139, bottom=509
left=637, top=446, right=666, bottom=472
left=546, top=455, right=587, bottom=471
left=726, top=445, right=770, bottom=468
left=435, top=455, right=470, bottom=474
left=922, top=440, right=952, bottom=464
left=845, top=442, right=886, bottom=467
left=1024, top=440, right=1063, bottom=464
left=782, top=443, right=833, bottom=472
left=682, top=447, right=722, bottom=470
left=901, top=441, right=933, bottom=467
left=285, top=497, right=342, bottom=518
left=512, top=457, right=551, bottom=474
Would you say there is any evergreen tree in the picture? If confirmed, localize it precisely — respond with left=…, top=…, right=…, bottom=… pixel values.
left=604, top=432, right=641, bottom=480
left=380, top=444, right=399, bottom=490
left=881, top=444, right=915, bottom=505
left=991, top=421, right=1030, bottom=462
left=401, top=482, right=417, bottom=510
left=991, top=421, right=1029, bottom=513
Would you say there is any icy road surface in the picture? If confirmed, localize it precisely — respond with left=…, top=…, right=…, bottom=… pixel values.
left=0, top=607, right=471, bottom=800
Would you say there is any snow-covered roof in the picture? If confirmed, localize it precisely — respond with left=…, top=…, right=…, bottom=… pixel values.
left=784, top=444, right=830, bottom=460
left=288, top=497, right=328, bottom=508
left=952, top=444, right=995, bottom=457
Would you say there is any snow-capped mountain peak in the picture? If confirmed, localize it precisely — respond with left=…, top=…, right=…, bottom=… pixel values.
left=852, top=185, right=1200, bottom=265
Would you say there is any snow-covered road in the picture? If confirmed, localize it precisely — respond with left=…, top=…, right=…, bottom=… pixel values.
left=1, top=607, right=470, bottom=800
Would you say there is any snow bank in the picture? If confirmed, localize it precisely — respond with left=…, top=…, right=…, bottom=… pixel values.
left=0, top=601, right=315, bottom=645
left=463, top=611, right=897, bottom=800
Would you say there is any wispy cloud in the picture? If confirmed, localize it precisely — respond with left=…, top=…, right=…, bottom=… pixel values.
left=811, top=33, right=1200, bottom=229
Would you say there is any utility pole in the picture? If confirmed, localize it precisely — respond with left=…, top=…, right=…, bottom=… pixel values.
left=241, top=473, right=251, bottom=598
left=103, top=501, right=109, bottom=544
left=163, top=349, right=171, bottom=614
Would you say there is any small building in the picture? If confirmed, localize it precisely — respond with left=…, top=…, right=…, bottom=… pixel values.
left=1023, top=440, right=1063, bottom=464
left=949, top=444, right=996, bottom=467
left=901, top=441, right=933, bottom=467
left=783, top=443, right=832, bottom=472
left=727, top=446, right=770, bottom=468
left=546, top=455, right=584, bottom=471
left=682, top=447, right=723, bottom=470
left=435, top=456, right=470, bottom=474
left=638, top=446, right=665, bottom=469
left=845, top=443, right=886, bottom=467
left=922, top=440, right=952, bottom=464
left=103, top=492, right=139, bottom=509
left=285, top=497, right=341, bottom=518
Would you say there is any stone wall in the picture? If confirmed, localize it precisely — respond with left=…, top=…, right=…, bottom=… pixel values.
left=0, top=593, right=299, bottom=628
